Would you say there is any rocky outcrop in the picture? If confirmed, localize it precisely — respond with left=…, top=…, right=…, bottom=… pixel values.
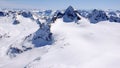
left=21, top=11, right=32, bottom=18
left=0, top=11, right=5, bottom=16
left=109, top=16, right=120, bottom=22
left=32, top=23, right=52, bottom=47
left=51, top=6, right=81, bottom=23
left=63, top=6, right=81, bottom=22
left=88, top=9, right=108, bottom=23
left=13, top=20, right=20, bottom=25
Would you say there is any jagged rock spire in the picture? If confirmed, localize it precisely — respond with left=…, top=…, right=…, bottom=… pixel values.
left=63, top=5, right=81, bottom=22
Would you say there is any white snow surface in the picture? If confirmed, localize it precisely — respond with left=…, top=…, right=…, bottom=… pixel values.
left=0, top=17, right=120, bottom=68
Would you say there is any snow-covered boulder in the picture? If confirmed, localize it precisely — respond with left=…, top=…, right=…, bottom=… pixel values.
left=88, top=9, right=108, bottom=23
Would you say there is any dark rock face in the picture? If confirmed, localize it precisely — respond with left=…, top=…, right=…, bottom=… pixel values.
left=21, top=11, right=32, bottom=18
left=7, top=47, right=23, bottom=57
left=109, top=16, right=120, bottom=22
left=51, top=16, right=57, bottom=23
left=51, top=6, right=81, bottom=23
left=13, top=20, right=20, bottom=25
left=88, top=9, right=108, bottom=23
left=56, top=12, right=64, bottom=18
left=77, top=10, right=90, bottom=18
left=51, top=10, right=64, bottom=23
left=77, top=9, right=120, bottom=23
left=32, top=23, right=52, bottom=47
left=0, top=11, right=5, bottom=16
left=36, top=19, right=42, bottom=27
left=63, top=6, right=79, bottom=22
left=7, top=46, right=33, bottom=58
left=108, top=12, right=117, bottom=17
left=44, top=10, right=52, bottom=16
left=107, top=11, right=120, bottom=23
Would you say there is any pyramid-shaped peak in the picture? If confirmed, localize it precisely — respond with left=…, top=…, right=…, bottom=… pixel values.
left=66, top=5, right=74, bottom=11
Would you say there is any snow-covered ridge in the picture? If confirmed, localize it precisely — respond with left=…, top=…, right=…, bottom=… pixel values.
left=0, top=6, right=120, bottom=24
left=0, top=9, right=53, bottom=58
left=51, top=6, right=120, bottom=23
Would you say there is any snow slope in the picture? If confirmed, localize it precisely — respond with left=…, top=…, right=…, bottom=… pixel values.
left=24, top=19, right=120, bottom=68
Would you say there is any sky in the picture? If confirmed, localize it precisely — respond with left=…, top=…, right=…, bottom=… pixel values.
left=0, top=0, right=120, bottom=10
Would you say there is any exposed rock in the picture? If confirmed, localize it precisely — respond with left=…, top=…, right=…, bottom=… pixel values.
left=109, top=16, right=120, bottom=22
left=32, top=23, right=52, bottom=47
left=108, top=11, right=117, bottom=17
left=51, top=6, right=81, bottom=23
left=0, top=11, right=5, bottom=16
left=88, top=9, right=108, bottom=23
left=13, top=20, right=20, bottom=25
left=21, top=11, right=32, bottom=18
left=63, top=6, right=80, bottom=22
left=7, top=46, right=23, bottom=58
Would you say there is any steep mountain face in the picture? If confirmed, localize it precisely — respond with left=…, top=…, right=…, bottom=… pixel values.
left=78, top=9, right=120, bottom=23
left=52, top=6, right=120, bottom=24
left=87, top=9, right=108, bottom=23
left=63, top=6, right=80, bottom=22
left=0, top=11, right=5, bottom=16
left=51, top=6, right=81, bottom=23
left=44, top=10, right=52, bottom=16
left=107, top=11, right=120, bottom=22
left=77, top=10, right=90, bottom=18
left=21, top=11, right=33, bottom=18
left=109, top=16, right=120, bottom=22
left=51, top=10, right=64, bottom=23
left=32, top=24, right=52, bottom=47
left=108, top=11, right=117, bottom=17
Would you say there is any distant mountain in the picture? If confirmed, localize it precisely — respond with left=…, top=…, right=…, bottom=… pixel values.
left=51, top=6, right=81, bottom=23
left=51, top=6, right=120, bottom=23
left=87, top=9, right=108, bottom=23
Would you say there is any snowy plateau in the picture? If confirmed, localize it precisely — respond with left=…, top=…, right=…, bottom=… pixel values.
left=0, top=6, right=120, bottom=68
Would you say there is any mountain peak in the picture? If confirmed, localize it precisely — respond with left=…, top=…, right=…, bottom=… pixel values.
left=65, top=5, right=74, bottom=13
left=67, top=5, right=74, bottom=10
left=63, top=6, right=81, bottom=22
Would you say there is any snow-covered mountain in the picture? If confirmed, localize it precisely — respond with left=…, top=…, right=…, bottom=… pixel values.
left=0, top=6, right=120, bottom=68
